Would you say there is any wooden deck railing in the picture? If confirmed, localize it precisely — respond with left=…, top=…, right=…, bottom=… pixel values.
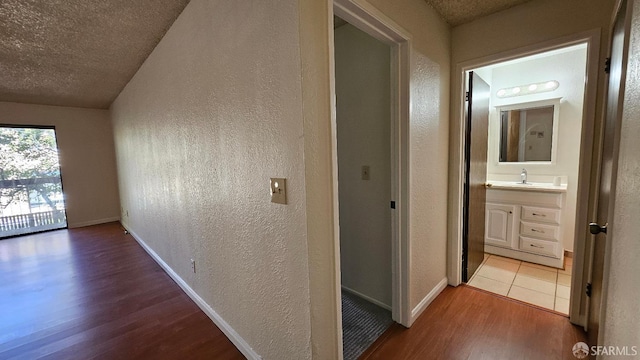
left=0, top=210, right=66, bottom=233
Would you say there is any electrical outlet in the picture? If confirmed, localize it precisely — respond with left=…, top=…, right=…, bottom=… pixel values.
left=190, top=259, right=196, bottom=273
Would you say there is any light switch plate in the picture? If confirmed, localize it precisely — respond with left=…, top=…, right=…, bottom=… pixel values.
left=270, top=178, right=287, bottom=204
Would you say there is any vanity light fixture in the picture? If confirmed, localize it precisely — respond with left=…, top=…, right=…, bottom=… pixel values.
left=496, top=80, right=559, bottom=98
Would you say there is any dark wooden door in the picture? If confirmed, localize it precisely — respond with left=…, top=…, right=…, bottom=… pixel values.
left=463, top=72, right=490, bottom=282
left=587, top=0, right=631, bottom=347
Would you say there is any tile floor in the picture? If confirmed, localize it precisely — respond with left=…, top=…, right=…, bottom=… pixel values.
left=467, top=253, right=573, bottom=314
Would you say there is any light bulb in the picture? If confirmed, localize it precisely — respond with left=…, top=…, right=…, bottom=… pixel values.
left=528, top=84, right=538, bottom=91
left=512, top=87, right=521, bottom=94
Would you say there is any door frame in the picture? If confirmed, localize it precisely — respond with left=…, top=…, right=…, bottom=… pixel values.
left=331, top=0, right=412, bottom=327
left=447, top=30, right=601, bottom=328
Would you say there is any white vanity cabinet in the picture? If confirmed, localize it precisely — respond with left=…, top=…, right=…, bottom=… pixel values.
left=484, top=183, right=566, bottom=268
left=485, top=203, right=517, bottom=249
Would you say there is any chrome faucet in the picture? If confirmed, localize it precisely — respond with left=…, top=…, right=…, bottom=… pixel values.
left=521, top=168, right=528, bottom=184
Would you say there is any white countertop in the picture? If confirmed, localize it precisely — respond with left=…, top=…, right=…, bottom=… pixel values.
left=486, top=180, right=567, bottom=193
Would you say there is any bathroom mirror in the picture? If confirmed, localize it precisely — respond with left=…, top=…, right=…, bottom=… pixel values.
left=498, top=102, right=558, bottom=163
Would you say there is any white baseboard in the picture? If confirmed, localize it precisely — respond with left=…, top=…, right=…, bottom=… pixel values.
left=341, top=285, right=392, bottom=311
left=124, top=226, right=261, bottom=360
left=68, top=216, right=121, bottom=229
left=410, top=277, right=448, bottom=325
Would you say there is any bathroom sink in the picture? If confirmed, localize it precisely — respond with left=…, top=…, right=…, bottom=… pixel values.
left=486, top=181, right=567, bottom=192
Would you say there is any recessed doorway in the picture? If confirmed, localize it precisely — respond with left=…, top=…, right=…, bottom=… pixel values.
left=461, top=42, right=590, bottom=316
left=334, top=14, right=394, bottom=359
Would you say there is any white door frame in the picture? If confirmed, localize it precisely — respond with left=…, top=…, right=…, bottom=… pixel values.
left=331, top=0, right=412, bottom=327
left=447, top=30, right=601, bottom=328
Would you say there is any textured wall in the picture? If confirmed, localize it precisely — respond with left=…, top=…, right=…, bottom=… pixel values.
left=451, top=0, right=616, bottom=62
left=335, top=23, right=392, bottom=307
left=484, top=47, right=588, bottom=251
left=0, top=101, right=120, bottom=227
left=601, top=0, right=640, bottom=351
left=366, top=0, right=451, bottom=310
left=110, top=0, right=311, bottom=358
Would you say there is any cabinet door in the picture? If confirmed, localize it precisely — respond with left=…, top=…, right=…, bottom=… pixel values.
left=485, top=203, right=516, bottom=248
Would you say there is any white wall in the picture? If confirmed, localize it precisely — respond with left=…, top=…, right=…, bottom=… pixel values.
left=482, top=47, right=588, bottom=251
left=110, top=0, right=311, bottom=358
left=335, top=23, right=392, bottom=307
left=111, top=0, right=450, bottom=356
left=0, top=102, right=120, bottom=228
left=601, top=0, right=640, bottom=353
left=367, top=0, right=451, bottom=314
left=297, top=0, right=449, bottom=352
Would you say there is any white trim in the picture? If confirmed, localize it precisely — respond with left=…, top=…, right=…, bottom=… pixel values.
left=67, top=216, right=121, bottom=229
left=332, top=0, right=412, bottom=328
left=327, top=7, right=344, bottom=359
left=124, top=226, right=261, bottom=360
left=410, top=278, right=448, bottom=324
left=448, top=31, right=601, bottom=330
left=341, top=286, right=392, bottom=311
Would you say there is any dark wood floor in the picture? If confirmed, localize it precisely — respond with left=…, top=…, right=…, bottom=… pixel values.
left=0, top=222, right=244, bottom=360
left=362, top=285, right=587, bottom=360
left=1, top=222, right=587, bottom=359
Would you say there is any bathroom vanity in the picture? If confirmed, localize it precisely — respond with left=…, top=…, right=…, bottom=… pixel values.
left=484, top=181, right=567, bottom=268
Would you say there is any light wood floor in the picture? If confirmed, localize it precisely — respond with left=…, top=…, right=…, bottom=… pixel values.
left=361, top=285, right=587, bottom=360
left=0, top=222, right=244, bottom=359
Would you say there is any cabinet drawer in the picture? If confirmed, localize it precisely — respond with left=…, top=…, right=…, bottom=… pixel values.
left=519, top=236, right=559, bottom=257
left=520, top=221, right=559, bottom=241
left=521, top=206, right=561, bottom=225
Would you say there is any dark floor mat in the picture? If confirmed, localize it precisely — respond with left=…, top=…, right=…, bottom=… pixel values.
left=341, top=290, right=393, bottom=360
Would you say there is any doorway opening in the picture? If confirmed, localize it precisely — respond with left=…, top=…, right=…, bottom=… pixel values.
left=0, top=126, right=67, bottom=238
left=461, top=43, right=590, bottom=316
left=334, top=14, right=394, bottom=359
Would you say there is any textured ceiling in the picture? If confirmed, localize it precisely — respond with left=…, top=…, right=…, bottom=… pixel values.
left=423, top=0, right=533, bottom=26
left=0, top=0, right=190, bottom=109
left=0, top=0, right=532, bottom=110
